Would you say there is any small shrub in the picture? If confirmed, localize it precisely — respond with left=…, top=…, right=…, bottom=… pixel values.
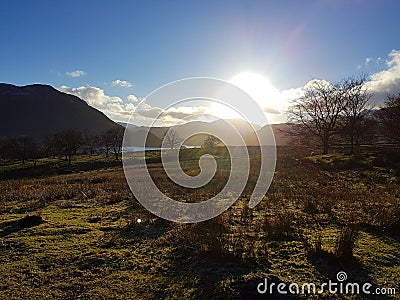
left=264, top=210, right=294, bottom=239
left=304, top=231, right=322, bottom=257
left=335, top=225, right=359, bottom=261
left=165, top=215, right=232, bottom=258
left=193, top=216, right=228, bottom=256
left=303, top=198, right=319, bottom=216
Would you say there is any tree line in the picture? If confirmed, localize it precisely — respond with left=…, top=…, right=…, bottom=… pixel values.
left=0, top=126, right=125, bottom=165
left=288, top=75, right=400, bottom=154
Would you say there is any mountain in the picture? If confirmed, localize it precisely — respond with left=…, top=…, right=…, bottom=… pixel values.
left=0, top=83, right=118, bottom=138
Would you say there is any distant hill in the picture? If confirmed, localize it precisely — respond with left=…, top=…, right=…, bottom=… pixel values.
left=0, top=83, right=118, bottom=138
left=260, top=123, right=296, bottom=146
left=122, top=119, right=292, bottom=147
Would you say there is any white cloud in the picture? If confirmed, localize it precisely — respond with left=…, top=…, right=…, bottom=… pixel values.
left=262, top=106, right=281, bottom=114
left=127, top=94, right=139, bottom=102
left=366, top=49, right=400, bottom=103
left=59, top=85, right=143, bottom=121
left=365, top=57, right=371, bottom=66
left=135, top=102, right=164, bottom=119
left=58, top=84, right=208, bottom=125
left=112, top=102, right=211, bottom=126
left=125, top=103, right=136, bottom=112
left=107, top=103, right=127, bottom=113
left=59, top=85, right=122, bottom=113
left=164, top=106, right=211, bottom=120
left=66, top=70, right=86, bottom=77
left=112, top=79, right=133, bottom=88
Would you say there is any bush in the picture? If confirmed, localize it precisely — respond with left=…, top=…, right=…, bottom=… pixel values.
left=304, top=231, right=322, bottom=257
left=263, top=210, right=294, bottom=240
left=335, top=225, right=359, bottom=261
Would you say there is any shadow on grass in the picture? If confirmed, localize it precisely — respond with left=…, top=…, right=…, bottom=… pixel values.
left=0, top=158, right=122, bottom=181
left=308, top=251, right=394, bottom=299
left=0, top=215, right=44, bottom=237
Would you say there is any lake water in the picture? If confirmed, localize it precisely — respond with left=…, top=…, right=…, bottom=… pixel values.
left=122, top=146, right=201, bottom=152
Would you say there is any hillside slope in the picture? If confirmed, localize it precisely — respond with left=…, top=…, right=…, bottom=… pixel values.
left=0, top=83, right=118, bottom=138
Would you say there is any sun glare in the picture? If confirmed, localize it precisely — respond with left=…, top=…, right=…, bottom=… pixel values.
left=230, top=72, right=280, bottom=108
left=210, top=72, right=283, bottom=122
left=210, top=102, right=242, bottom=120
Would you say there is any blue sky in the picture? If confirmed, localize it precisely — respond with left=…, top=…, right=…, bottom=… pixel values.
left=1, top=0, right=400, bottom=125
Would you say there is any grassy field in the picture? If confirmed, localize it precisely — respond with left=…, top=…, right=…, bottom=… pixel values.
left=0, top=147, right=399, bottom=299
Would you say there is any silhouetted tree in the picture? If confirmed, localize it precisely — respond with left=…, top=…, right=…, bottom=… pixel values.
left=43, top=133, right=61, bottom=158
left=0, top=136, right=11, bottom=160
left=203, top=135, right=220, bottom=152
left=163, top=129, right=182, bottom=149
left=100, top=130, right=113, bottom=158
left=110, top=127, right=124, bottom=160
left=83, top=131, right=98, bottom=155
left=376, top=93, right=400, bottom=146
left=101, top=126, right=125, bottom=159
left=288, top=80, right=347, bottom=154
left=56, top=130, right=83, bottom=164
left=15, top=135, right=36, bottom=164
left=339, top=76, right=372, bottom=154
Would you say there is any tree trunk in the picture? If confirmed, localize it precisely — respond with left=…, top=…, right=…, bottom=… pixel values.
left=322, top=136, right=329, bottom=155
left=350, top=137, right=354, bottom=155
left=349, top=125, right=355, bottom=154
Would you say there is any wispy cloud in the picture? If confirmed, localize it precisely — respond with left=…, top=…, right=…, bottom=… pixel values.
left=112, top=79, right=133, bottom=88
left=65, top=70, right=87, bottom=77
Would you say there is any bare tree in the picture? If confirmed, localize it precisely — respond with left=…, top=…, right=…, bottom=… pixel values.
left=0, top=136, right=15, bottom=161
left=110, top=127, right=124, bottom=160
left=288, top=80, right=347, bottom=154
left=101, top=127, right=125, bottom=159
left=376, top=93, right=400, bottom=145
left=55, top=130, right=83, bottom=165
left=15, top=135, right=36, bottom=164
left=43, top=133, right=61, bottom=158
left=339, top=76, right=372, bottom=154
left=163, top=129, right=182, bottom=149
left=203, top=135, right=220, bottom=152
left=100, top=131, right=113, bottom=158
left=83, top=131, right=98, bottom=155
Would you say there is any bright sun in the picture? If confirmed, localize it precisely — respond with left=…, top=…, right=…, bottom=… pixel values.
left=210, top=72, right=282, bottom=121
left=230, top=72, right=280, bottom=108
